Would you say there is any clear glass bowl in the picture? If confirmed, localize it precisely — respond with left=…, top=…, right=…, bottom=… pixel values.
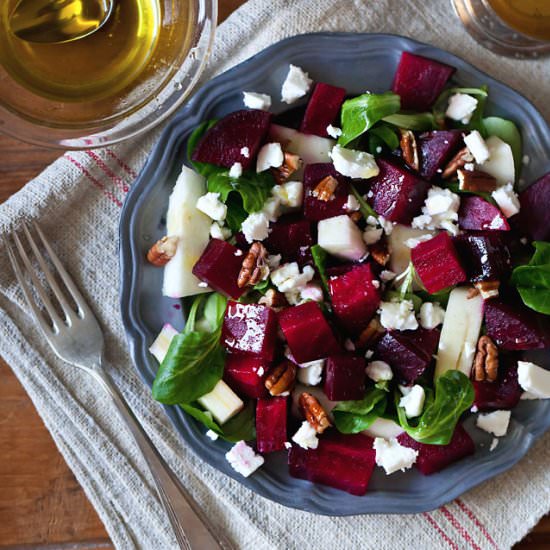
left=0, top=0, right=217, bottom=150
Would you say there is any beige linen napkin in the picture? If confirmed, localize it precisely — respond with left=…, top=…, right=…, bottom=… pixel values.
left=1, top=1, right=549, bottom=549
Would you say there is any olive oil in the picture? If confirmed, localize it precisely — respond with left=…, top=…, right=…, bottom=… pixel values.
left=0, top=0, right=161, bottom=102
left=487, top=0, right=550, bottom=42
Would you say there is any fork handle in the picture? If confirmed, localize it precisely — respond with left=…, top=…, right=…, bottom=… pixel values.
left=91, top=369, right=233, bottom=550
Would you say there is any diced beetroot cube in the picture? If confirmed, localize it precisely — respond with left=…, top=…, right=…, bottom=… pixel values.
left=411, top=233, right=467, bottom=293
left=458, top=196, right=510, bottom=231
left=300, top=82, right=347, bottom=137
left=191, top=110, right=272, bottom=170
left=517, top=172, right=550, bottom=240
left=328, top=263, right=381, bottom=335
left=392, top=52, right=456, bottom=111
left=223, top=354, right=270, bottom=399
left=418, top=131, right=463, bottom=180
left=278, top=302, right=341, bottom=363
left=222, top=301, right=278, bottom=360
left=375, top=328, right=440, bottom=384
left=256, top=397, right=287, bottom=453
left=369, top=158, right=430, bottom=224
left=288, top=431, right=376, bottom=495
left=473, top=362, right=522, bottom=411
left=303, top=163, right=351, bottom=221
left=397, top=424, right=475, bottom=475
left=192, top=239, right=245, bottom=299
left=484, top=299, right=550, bottom=350
left=324, top=354, right=366, bottom=401
left=265, top=215, right=313, bottom=265
left=453, top=232, right=511, bottom=282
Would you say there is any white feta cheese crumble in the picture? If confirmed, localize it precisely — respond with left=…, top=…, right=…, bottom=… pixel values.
left=363, top=226, right=384, bottom=245
left=257, top=366, right=265, bottom=377
left=419, top=302, right=446, bottom=329
left=491, top=183, right=520, bottom=218
left=242, top=91, right=272, bottom=111
left=228, top=162, right=243, bottom=179
left=272, top=180, right=304, bottom=208
left=476, top=410, right=511, bottom=437
left=318, top=215, right=367, bottom=261
left=345, top=194, right=361, bottom=212
left=379, top=300, right=419, bottom=331
left=299, top=282, right=324, bottom=303
left=206, top=429, right=219, bottom=441
left=405, top=234, right=435, bottom=249
left=266, top=254, right=281, bottom=270
left=271, top=262, right=315, bottom=294
left=464, top=130, right=490, bottom=164
left=490, top=438, right=499, bottom=451
left=373, top=437, right=418, bottom=475
left=366, top=360, right=393, bottom=382
left=197, top=281, right=209, bottom=288
left=330, top=145, right=380, bottom=179
left=240, top=146, right=250, bottom=158
left=326, top=124, right=342, bottom=138
left=378, top=216, right=394, bottom=235
left=399, top=385, right=425, bottom=418
left=257, top=142, right=284, bottom=172
left=225, top=441, right=264, bottom=477
left=446, top=93, right=478, bottom=124
left=365, top=349, right=374, bottom=359
left=522, top=154, right=530, bottom=166
left=196, top=192, right=227, bottom=221
left=292, top=421, right=319, bottom=449
left=297, top=359, right=325, bottom=386
left=517, top=361, right=550, bottom=398
left=209, top=221, right=231, bottom=240
left=261, top=197, right=282, bottom=222
left=241, top=212, right=270, bottom=243
left=281, top=64, right=312, bottom=104
left=380, top=270, right=396, bottom=282
left=412, top=186, right=460, bottom=236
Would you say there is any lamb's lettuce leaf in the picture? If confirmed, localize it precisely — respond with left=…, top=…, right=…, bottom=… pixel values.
left=383, top=112, right=436, bottom=131
left=395, top=370, right=474, bottom=445
left=339, top=92, right=401, bottom=146
left=368, top=123, right=400, bottom=155
left=350, top=183, right=378, bottom=220
left=333, top=388, right=388, bottom=433
left=311, top=244, right=329, bottom=296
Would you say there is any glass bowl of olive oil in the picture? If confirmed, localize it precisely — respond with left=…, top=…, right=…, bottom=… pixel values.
left=0, top=0, right=217, bottom=149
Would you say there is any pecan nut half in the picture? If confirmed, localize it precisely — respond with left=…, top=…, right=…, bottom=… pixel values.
left=458, top=169, right=498, bottom=193
left=272, top=152, right=302, bottom=185
left=442, top=147, right=473, bottom=179
left=258, top=288, right=288, bottom=309
left=369, top=238, right=390, bottom=266
left=238, top=242, right=269, bottom=288
left=399, top=129, right=420, bottom=171
left=474, top=280, right=500, bottom=300
left=356, top=317, right=384, bottom=349
left=473, top=335, right=499, bottom=382
left=312, top=175, right=339, bottom=202
left=265, top=360, right=297, bottom=396
left=146, top=236, right=178, bottom=266
left=299, top=392, right=332, bottom=434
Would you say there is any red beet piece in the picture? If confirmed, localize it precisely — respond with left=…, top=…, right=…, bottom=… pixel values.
left=191, top=110, right=272, bottom=170
left=369, top=158, right=430, bottom=224
left=458, top=196, right=510, bottom=231
left=418, top=131, right=463, bottom=180
left=484, top=299, right=550, bottom=350
left=375, top=328, right=440, bottom=384
left=256, top=397, right=287, bottom=453
left=192, top=239, right=245, bottom=299
left=223, top=354, right=270, bottom=399
left=397, top=424, right=475, bottom=475
left=517, top=172, right=550, bottom=240
left=392, top=52, right=456, bottom=111
left=324, top=354, right=366, bottom=401
left=288, top=431, right=376, bottom=495
left=265, top=215, right=313, bottom=265
left=473, top=362, right=522, bottom=411
left=222, top=301, right=278, bottom=360
left=453, top=232, right=511, bottom=282
left=411, top=232, right=467, bottom=293
left=300, top=82, right=347, bottom=137
left=328, top=263, right=381, bottom=335
left=303, top=163, right=351, bottom=221
left=278, top=302, right=341, bottom=363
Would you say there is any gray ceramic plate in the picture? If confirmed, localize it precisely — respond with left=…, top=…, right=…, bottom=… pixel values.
left=119, top=33, right=550, bottom=514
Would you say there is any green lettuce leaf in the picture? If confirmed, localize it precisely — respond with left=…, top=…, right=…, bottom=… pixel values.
left=311, top=244, right=329, bottom=296
left=368, top=123, right=400, bottom=155
left=350, top=183, right=378, bottom=220
left=395, top=370, right=474, bottom=445
left=339, top=92, right=401, bottom=146
left=383, top=112, right=436, bottom=131
left=333, top=388, right=388, bottom=434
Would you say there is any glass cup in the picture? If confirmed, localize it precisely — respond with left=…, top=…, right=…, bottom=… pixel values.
left=452, top=0, right=550, bottom=58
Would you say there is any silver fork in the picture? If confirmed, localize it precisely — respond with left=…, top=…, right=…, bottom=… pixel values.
left=5, top=222, right=233, bottom=550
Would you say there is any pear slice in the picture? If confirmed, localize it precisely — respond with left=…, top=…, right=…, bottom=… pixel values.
left=388, top=224, right=437, bottom=277
left=478, top=136, right=515, bottom=186
left=162, top=165, right=212, bottom=298
left=198, top=380, right=244, bottom=425
left=434, top=287, right=483, bottom=379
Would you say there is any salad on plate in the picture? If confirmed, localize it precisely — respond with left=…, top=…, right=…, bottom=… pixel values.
left=145, top=50, right=550, bottom=494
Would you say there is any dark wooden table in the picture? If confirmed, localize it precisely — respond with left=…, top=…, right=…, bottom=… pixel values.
left=0, top=3, right=548, bottom=546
